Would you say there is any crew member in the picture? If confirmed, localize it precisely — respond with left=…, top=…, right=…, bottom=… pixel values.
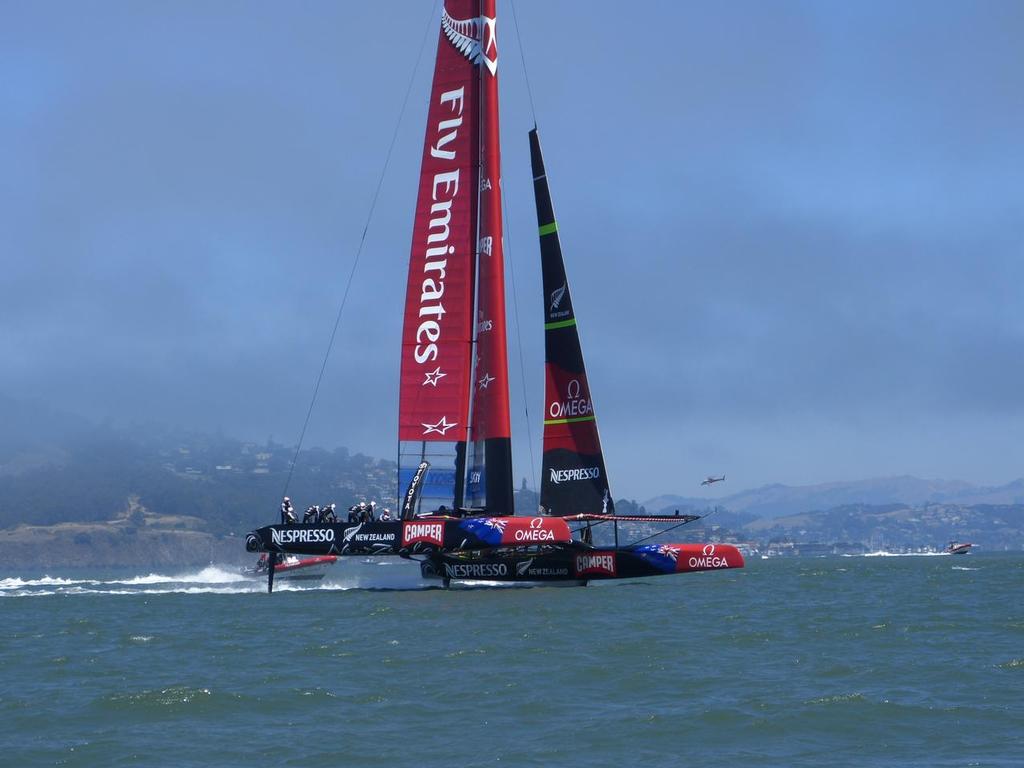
left=281, top=497, right=297, bottom=525
left=303, top=505, right=319, bottom=523
left=379, top=507, right=392, bottom=522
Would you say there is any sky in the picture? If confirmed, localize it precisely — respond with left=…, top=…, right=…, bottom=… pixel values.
left=2, top=1, right=1022, bottom=501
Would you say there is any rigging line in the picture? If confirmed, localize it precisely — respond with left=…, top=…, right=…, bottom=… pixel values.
left=281, top=0, right=441, bottom=499
left=509, top=0, right=538, bottom=126
left=627, top=518, right=702, bottom=548
left=501, top=183, right=538, bottom=495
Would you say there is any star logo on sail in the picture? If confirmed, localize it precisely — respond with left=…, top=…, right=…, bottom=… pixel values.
left=422, top=416, right=458, bottom=436
left=422, top=367, right=447, bottom=387
left=478, top=373, right=495, bottom=389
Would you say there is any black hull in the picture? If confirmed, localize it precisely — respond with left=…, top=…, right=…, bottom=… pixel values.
left=244, top=523, right=744, bottom=587
left=245, top=517, right=573, bottom=557
left=420, top=542, right=745, bottom=583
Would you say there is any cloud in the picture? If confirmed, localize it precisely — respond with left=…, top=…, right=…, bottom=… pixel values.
left=1, top=1, right=1021, bottom=498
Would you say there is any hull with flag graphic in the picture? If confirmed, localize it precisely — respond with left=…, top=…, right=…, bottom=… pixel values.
left=244, top=516, right=573, bottom=557
left=421, top=543, right=746, bottom=583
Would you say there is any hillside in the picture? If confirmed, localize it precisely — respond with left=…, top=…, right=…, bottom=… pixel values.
left=0, top=423, right=397, bottom=536
left=645, top=476, right=1024, bottom=519
left=742, top=502, right=1024, bottom=551
left=2, top=401, right=1022, bottom=564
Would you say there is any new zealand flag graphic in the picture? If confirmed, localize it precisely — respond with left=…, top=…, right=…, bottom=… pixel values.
left=458, top=517, right=508, bottom=547
left=632, top=544, right=680, bottom=574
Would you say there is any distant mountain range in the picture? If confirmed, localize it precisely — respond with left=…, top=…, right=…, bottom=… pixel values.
left=645, top=475, right=1024, bottom=519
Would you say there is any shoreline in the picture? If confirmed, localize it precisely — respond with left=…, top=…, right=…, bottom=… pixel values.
left=2, top=523, right=247, bottom=569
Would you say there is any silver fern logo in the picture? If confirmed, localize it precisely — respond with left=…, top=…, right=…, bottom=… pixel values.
left=549, top=281, right=567, bottom=312
left=442, top=10, right=498, bottom=74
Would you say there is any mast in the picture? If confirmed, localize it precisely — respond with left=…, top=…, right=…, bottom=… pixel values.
left=530, top=128, right=614, bottom=518
left=397, top=0, right=483, bottom=513
left=464, top=0, right=513, bottom=514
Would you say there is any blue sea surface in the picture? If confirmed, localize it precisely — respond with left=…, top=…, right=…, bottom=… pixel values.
left=2, top=553, right=1022, bottom=767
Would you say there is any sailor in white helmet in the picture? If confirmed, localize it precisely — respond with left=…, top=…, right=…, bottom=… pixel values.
left=321, top=503, right=337, bottom=523
left=280, top=496, right=296, bottom=525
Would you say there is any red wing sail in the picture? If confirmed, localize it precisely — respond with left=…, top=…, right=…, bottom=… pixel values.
left=398, top=0, right=483, bottom=512
left=465, top=0, right=513, bottom=514
left=530, top=129, right=614, bottom=516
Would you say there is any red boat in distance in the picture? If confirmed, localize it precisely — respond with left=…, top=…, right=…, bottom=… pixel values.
left=947, top=541, right=973, bottom=555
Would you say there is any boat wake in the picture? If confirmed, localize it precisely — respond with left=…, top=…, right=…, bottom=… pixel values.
left=1, top=567, right=243, bottom=597
left=855, top=551, right=947, bottom=558
left=0, top=561, right=431, bottom=596
left=115, top=565, right=249, bottom=585
left=0, top=565, right=328, bottom=597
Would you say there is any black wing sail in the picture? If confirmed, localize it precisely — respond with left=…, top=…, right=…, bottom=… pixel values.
left=530, top=128, right=614, bottom=517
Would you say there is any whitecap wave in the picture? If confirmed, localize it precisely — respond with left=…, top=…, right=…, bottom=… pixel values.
left=0, top=560, right=433, bottom=596
left=0, top=576, right=92, bottom=589
left=113, top=566, right=248, bottom=585
left=859, top=551, right=946, bottom=557
left=0, top=564, right=267, bottom=596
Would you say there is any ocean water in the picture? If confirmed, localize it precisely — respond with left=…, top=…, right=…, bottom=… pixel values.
left=2, top=553, right=1022, bottom=767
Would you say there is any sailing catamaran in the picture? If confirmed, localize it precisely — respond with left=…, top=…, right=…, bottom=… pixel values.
left=244, top=0, right=743, bottom=590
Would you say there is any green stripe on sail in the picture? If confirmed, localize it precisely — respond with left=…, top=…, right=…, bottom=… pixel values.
left=544, top=318, right=576, bottom=330
left=543, top=415, right=596, bottom=425
left=539, top=221, right=558, bottom=236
